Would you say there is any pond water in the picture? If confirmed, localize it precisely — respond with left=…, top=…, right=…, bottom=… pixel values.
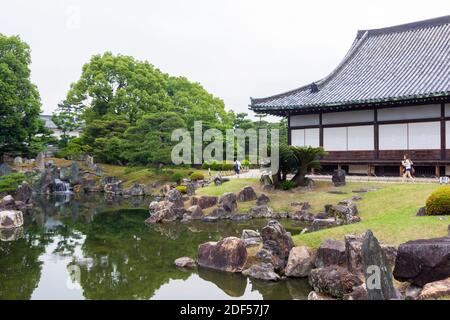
left=0, top=194, right=311, bottom=300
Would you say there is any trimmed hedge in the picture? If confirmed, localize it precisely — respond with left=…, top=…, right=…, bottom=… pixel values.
left=425, top=186, right=450, bottom=215
left=175, top=185, right=187, bottom=194
left=190, top=172, right=205, bottom=181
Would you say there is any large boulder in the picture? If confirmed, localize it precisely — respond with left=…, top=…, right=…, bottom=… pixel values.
left=146, top=200, right=177, bottom=223
left=0, top=210, right=24, bottom=229
left=218, top=192, right=238, bottom=213
left=258, top=220, right=294, bottom=270
left=127, top=183, right=146, bottom=196
left=104, top=181, right=123, bottom=195
left=15, top=182, right=32, bottom=203
left=242, top=263, right=280, bottom=281
left=69, top=161, right=80, bottom=184
left=285, top=246, right=315, bottom=277
left=185, top=182, right=196, bottom=196
left=191, top=195, right=218, bottom=209
left=345, top=234, right=397, bottom=274
left=237, top=186, right=257, bottom=202
left=332, top=169, right=346, bottom=187
left=0, top=163, right=12, bottom=176
left=256, top=194, right=270, bottom=206
left=59, top=167, right=71, bottom=181
left=289, top=210, right=315, bottom=222
left=35, top=152, right=45, bottom=171
left=330, top=201, right=358, bottom=224
left=165, top=189, right=184, bottom=208
left=197, top=237, right=247, bottom=272
left=310, top=218, right=336, bottom=231
left=309, top=266, right=363, bottom=299
left=315, top=239, right=347, bottom=268
left=249, top=205, right=273, bottom=218
left=13, top=156, right=23, bottom=166
left=185, top=205, right=204, bottom=220
left=393, top=237, right=450, bottom=287
left=241, top=229, right=262, bottom=247
left=417, top=278, right=450, bottom=300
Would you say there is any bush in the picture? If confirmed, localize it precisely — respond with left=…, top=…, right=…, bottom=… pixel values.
left=190, top=172, right=205, bottom=181
left=201, top=162, right=210, bottom=170
left=222, top=163, right=234, bottom=171
left=175, top=185, right=187, bottom=194
left=242, top=159, right=251, bottom=167
left=171, top=172, right=184, bottom=184
left=209, top=161, right=218, bottom=171
left=280, top=180, right=296, bottom=190
left=425, top=186, right=450, bottom=215
left=0, top=173, right=26, bottom=195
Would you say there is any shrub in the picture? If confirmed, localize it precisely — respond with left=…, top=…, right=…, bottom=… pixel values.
left=280, top=180, right=296, bottom=190
left=209, top=161, right=218, bottom=171
left=190, top=172, right=205, bottom=181
left=221, top=163, right=233, bottom=171
left=175, top=185, right=187, bottom=194
left=171, top=172, right=184, bottom=184
left=242, top=159, right=251, bottom=167
left=0, top=173, right=26, bottom=195
left=425, top=186, right=450, bottom=215
left=201, top=162, right=210, bottom=170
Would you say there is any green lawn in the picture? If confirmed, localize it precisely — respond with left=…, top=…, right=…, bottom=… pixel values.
left=197, top=178, right=449, bottom=248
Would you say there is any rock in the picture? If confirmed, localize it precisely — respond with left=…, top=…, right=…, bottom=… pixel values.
left=307, top=291, right=336, bottom=300
left=417, top=278, right=450, bottom=300
left=249, top=205, right=273, bottom=218
left=35, top=152, right=45, bottom=171
left=0, top=163, right=13, bottom=176
left=260, top=173, right=273, bottom=186
left=352, top=188, right=369, bottom=193
left=127, top=183, right=146, bottom=196
left=310, top=218, right=336, bottom=231
left=285, top=246, right=315, bottom=277
left=262, top=184, right=275, bottom=192
left=15, top=182, right=32, bottom=203
left=393, top=237, right=450, bottom=287
left=165, top=189, right=184, bottom=208
left=185, top=182, right=195, bottom=196
left=85, top=154, right=96, bottom=170
left=309, top=266, right=363, bottom=299
left=0, top=210, right=24, bottom=229
left=405, top=284, right=423, bottom=300
left=237, top=186, right=257, bottom=202
left=416, top=207, right=426, bottom=216
left=69, top=161, right=80, bottom=184
left=32, top=168, right=58, bottom=194
left=211, top=206, right=228, bottom=219
left=330, top=202, right=358, bottom=224
left=345, top=234, right=397, bottom=275
left=218, top=192, right=238, bottom=213
left=230, top=214, right=252, bottom=222
left=352, top=195, right=363, bottom=201
left=256, top=194, right=270, bottom=206
left=259, top=220, right=294, bottom=270
left=160, top=184, right=172, bottom=195
left=191, top=196, right=218, bottom=209
left=104, top=181, right=123, bottom=195
left=213, top=174, right=230, bottom=186
left=201, top=216, right=220, bottom=222
left=362, top=230, right=401, bottom=300
left=291, top=202, right=311, bottom=210
left=315, top=239, right=346, bottom=268
left=289, top=210, right=315, bottom=222
left=241, top=229, right=262, bottom=247
left=59, top=167, right=71, bottom=181
left=186, top=205, right=203, bottom=220
left=0, top=226, right=23, bottom=241
left=343, top=285, right=368, bottom=300
left=197, top=237, right=247, bottom=272
left=242, top=263, right=280, bottom=281
left=1, top=195, right=15, bottom=207
left=81, top=175, right=99, bottom=192
left=332, top=169, right=346, bottom=187
left=145, top=207, right=176, bottom=224
left=314, top=212, right=329, bottom=219
left=13, top=157, right=23, bottom=165
left=327, top=190, right=347, bottom=195
left=174, top=257, right=196, bottom=268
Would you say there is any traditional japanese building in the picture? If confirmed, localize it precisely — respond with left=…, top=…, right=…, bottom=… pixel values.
left=249, top=16, right=450, bottom=177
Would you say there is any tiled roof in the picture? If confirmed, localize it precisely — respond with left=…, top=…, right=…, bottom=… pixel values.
left=250, top=16, right=450, bottom=113
left=40, top=115, right=58, bottom=129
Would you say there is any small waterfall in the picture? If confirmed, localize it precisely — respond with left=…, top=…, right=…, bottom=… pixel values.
left=54, top=179, right=71, bottom=194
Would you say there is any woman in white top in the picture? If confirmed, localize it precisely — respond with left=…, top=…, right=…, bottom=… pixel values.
left=402, top=155, right=415, bottom=183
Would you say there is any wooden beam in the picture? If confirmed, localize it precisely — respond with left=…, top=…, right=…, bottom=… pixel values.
left=441, top=103, right=446, bottom=160
left=374, top=108, right=379, bottom=160
left=319, top=113, right=324, bottom=147
left=287, top=111, right=291, bottom=145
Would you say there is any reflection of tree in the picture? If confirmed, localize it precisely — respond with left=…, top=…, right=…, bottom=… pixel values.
left=249, top=278, right=311, bottom=300
left=0, top=226, right=50, bottom=299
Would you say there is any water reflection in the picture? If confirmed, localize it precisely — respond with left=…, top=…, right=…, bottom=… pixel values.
left=0, top=195, right=311, bottom=300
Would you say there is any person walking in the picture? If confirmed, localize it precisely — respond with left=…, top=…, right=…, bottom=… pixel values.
left=402, top=155, right=415, bottom=183
left=234, top=159, right=241, bottom=178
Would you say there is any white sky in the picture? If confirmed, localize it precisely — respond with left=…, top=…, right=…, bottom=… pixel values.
left=1, top=0, right=449, bottom=119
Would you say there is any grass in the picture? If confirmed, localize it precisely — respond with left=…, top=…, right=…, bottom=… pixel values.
left=196, top=178, right=449, bottom=248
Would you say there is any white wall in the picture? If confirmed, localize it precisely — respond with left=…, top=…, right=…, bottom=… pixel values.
left=348, top=125, right=374, bottom=150
left=290, top=114, right=320, bottom=127
left=408, top=122, right=440, bottom=149
left=445, top=104, right=450, bottom=117
left=291, top=128, right=320, bottom=147
left=322, top=110, right=373, bottom=125
left=323, top=127, right=347, bottom=151
left=378, top=104, right=440, bottom=121
left=379, top=124, right=408, bottom=150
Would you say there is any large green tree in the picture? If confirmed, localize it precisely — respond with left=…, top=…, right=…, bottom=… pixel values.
left=0, top=34, right=43, bottom=156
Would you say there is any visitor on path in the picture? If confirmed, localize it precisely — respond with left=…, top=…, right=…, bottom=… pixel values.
left=234, top=159, right=241, bottom=178
left=401, top=155, right=415, bottom=183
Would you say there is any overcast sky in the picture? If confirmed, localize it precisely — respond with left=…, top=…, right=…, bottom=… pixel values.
left=1, top=0, right=449, bottom=119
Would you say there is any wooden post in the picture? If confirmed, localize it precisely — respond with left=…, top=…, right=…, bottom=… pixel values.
left=338, top=164, right=342, bottom=170
left=399, top=166, right=403, bottom=177
left=436, top=165, right=440, bottom=178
